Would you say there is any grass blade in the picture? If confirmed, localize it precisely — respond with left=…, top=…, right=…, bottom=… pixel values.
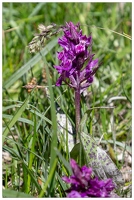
left=3, top=38, right=57, bottom=90
left=29, top=2, right=46, bottom=17
left=2, top=94, right=30, bottom=144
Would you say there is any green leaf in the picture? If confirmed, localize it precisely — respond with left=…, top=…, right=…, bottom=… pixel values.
left=56, top=148, right=72, bottom=174
left=28, top=2, right=46, bottom=17
left=56, top=172, right=68, bottom=191
left=26, top=115, right=37, bottom=193
left=2, top=94, right=30, bottom=144
left=38, top=158, right=57, bottom=197
left=70, top=143, right=86, bottom=166
left=2, top=189, right=34, bottom=198
left=3, top=114, right=34, bottom=126
left=22, top=161, right=41, bottom=191
left=80, top=113, right=88, bottom=133
left=70, top=143, right=80, bottom=161
left=81, top=132, right=124, bottom=186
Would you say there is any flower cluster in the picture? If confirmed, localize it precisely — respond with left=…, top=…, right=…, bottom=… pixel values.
left=54, top=22, right=99, bottom=93
left=62, top=159, right=117, bottom=198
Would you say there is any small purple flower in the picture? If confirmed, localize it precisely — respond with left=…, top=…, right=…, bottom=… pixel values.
left=62, top=159, right=118, bottom=198
left=54, top=22, right=99, bottom=93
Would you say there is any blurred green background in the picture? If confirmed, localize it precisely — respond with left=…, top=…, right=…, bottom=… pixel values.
left=2, top=2, right=132, bottom=198
left=3, top=2, right=131, bottom=88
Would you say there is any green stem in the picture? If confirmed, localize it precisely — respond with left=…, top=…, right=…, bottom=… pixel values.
left=75, top=88, right=81, bottom=143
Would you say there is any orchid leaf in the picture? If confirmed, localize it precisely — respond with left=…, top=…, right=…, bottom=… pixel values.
left=81, top=132, right=124, bottom=187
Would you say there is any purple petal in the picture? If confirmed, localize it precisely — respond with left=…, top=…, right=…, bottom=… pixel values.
left=70, top=159, right=81, bottom=176
left=62, top=176, right=71, bottom=183
left=69, top=75, right=77, bottom=88
left=80, top=35, right=92, bottom=46
left=87, top=76, right=94, bottom=84
left=81, top=78, right=94, bottom=91
left=75, top=44, right=85, bottom=55
left=67, top=190, right=82, bottom=198
left=81, top=165, right=92, bottom=180
left=62, top=176, right=80, bottom=187
left=86, top=58, right=98, bottom=71
left=58, top=36, right=69, bottom=50
left=57, top=51, right=64, bottom=60
left=55, top=76, right=63, bottom=86
left=54, top=65, right=63, bottom=74
left=62, top=59, right=72, bottom=71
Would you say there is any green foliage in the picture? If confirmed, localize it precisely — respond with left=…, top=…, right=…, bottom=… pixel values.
left=80, top=132, right=124, bottom=186
left=3, top=189, right=34, bottom=198
left=2, top=2, right=131, bottom=198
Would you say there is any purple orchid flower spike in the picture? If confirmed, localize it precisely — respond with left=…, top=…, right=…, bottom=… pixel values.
left=54, top=21, right=100, bottom=139
left=62, top=159, right=119, bottom=198
left=54, top=22, right=99, bottom=94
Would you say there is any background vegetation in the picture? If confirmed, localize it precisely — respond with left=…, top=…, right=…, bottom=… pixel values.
left=2, top=2, right=131, bottom=197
